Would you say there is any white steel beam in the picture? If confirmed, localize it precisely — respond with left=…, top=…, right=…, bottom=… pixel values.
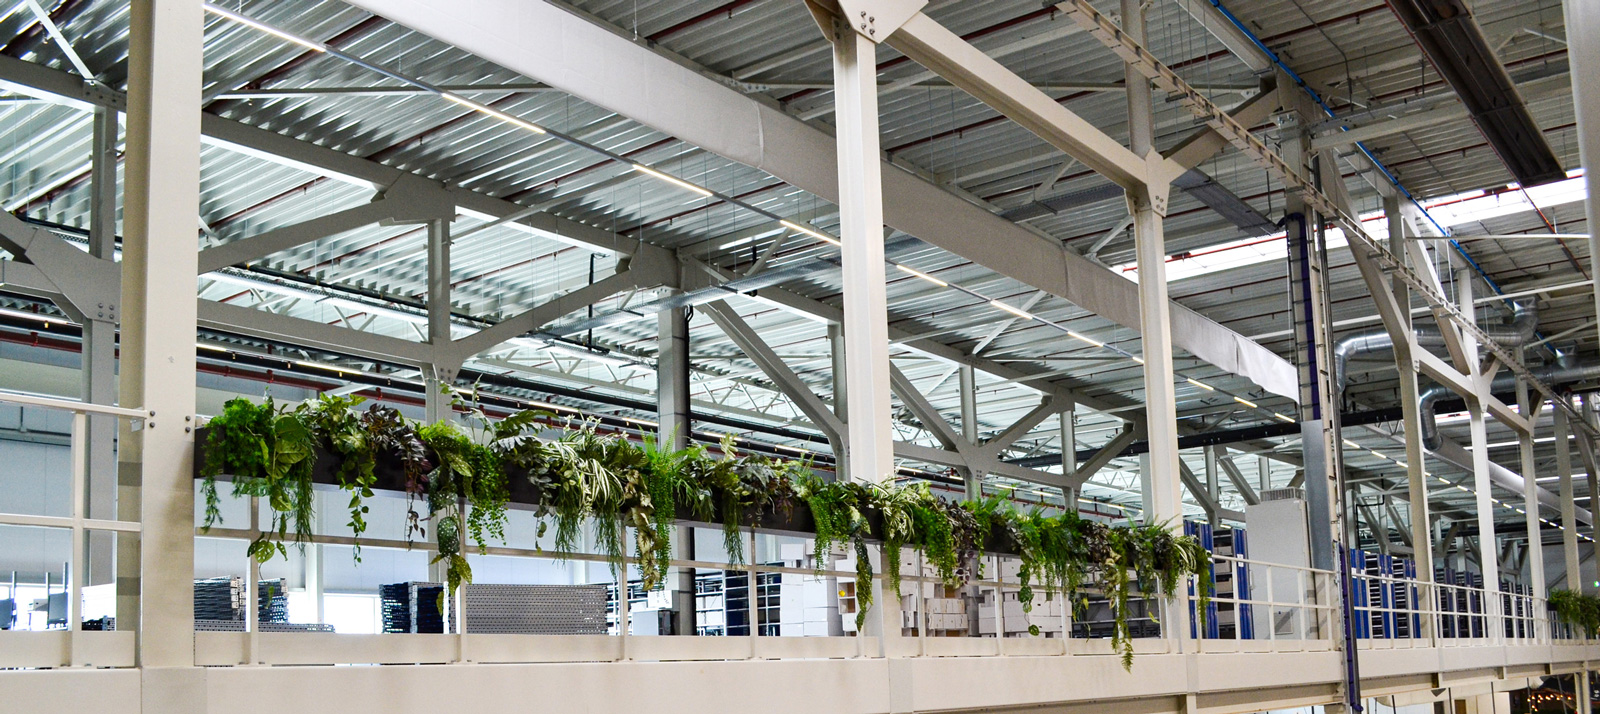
left=198, top=300, right=435, bottom=365
left=701, top=300, right=846, bottom=444
left=1169, top=0, right=1275, bottom=74
left=121, top=0, right=201, bottom=673
left=339, top=0, right=1299, bottom=402
left=1216, top=451, right=1260, bottom=505
left=828, top=24, right=894, bottom=484
left=982, top=397, right=1061, bottom=454
left=888, top=364, right=963, bottom=453
left=195, top=174, right=455, bottom=274
left=439, top=268, right=651, bottom=366
left=1073, top=425, right=1139, bottom=487
left=1156, top=84, right=1280, bottom=185
left=882, top=12, right=1148, bottom=191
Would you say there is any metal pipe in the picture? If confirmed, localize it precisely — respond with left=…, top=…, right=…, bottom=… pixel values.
left=1332, top=300, right=1538, bottom=391
left=1418, top=355, right=1600, bottom=448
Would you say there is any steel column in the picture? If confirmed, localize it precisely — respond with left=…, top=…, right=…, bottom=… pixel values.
left=1518, top=370, right=1546, bottom=604
left=959, top=364, right=979, bottom=498
left=657, top=307, right=695, bottom=635
left=122, top=0, right=201, bottom=675
left=1060, top=409, right=1078, bottom=508
left=424, top=218, right=454, bottom=423
left=1458, top=269, right=1502, bottom=634
left=1204, top=445, right=1220, bottom=528
left=828, top=322, right=848, bottom=481
left=1386, top=195, right=1435, bottom=634
left=831, top=26, right=893, bottom=484
left=83, top=104, right=118, bottom=587
left=1119, top=0, right=1189, bottom=647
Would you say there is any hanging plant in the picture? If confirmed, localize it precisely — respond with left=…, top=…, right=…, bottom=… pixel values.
left=797, top=476, right=874, bottom=629
left=198, top=394, right=1214, bottom=668
left=301, top=394, right=378, bottom=559
left=200, top=397, right=318, bottom=563
left=870, top=481, right=920, bottom=600
left=1549, top=589, right=1600, bottom=638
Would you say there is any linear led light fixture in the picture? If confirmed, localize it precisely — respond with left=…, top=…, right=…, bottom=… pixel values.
left=1185, top=377, right=1214, bottom=391
left=632, top=164, right=711, bottom=197
left=989, top=300, right=1035, bottom=320
left=780, top=219, right=840, bottom=246
left=204, top=4, right=327, bottom=53
left=894, top=264, right=947, bottom=287
left=1065, top=330, right=1102, bottom=348
left=442, top=93, right=545, bottom=134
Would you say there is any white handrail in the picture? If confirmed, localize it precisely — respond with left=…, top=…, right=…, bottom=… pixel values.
left=0, top=388, right=147, bottom=418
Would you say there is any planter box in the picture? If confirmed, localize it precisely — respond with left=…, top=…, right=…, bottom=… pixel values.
left=191, top=426, right=1023, bottom=556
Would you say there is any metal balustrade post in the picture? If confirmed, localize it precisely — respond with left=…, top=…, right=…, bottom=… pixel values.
left=246, top=495, right=260, bottom=665
left=748, top=529, right=759, bottom=656
left=67, top=412, right=86, bottom=666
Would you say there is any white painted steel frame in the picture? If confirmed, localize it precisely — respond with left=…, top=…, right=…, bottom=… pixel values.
left=340, top=0, right=1301, bottom=403
left=120, top=0, right=202, bottom=675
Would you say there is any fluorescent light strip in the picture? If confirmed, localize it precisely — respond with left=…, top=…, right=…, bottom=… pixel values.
left=894, top=264, right=948, bottom=287
left=780, top=219, right=841, bottom=246
left=1065, top=330, right=1103, bottom=348
left=204, top=4, right=327, bottom=53
left=441, top=93, right=546, bottom=134
left=1273, top=413, right=1295, bottom=423
left=632, top=164, right=711, bottom=197
left=1233, top=396, right=1258, bottom=409
left=1186, top=378, right=1214, bottom=391
left=989, top=299, right=1035, bottom=320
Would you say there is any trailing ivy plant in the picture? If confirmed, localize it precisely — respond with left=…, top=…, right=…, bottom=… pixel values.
left=301, top=394, right=377, bottom=559
left=797, top=476, right=875, bottom=629
left=200, top=394, right=1215, bottom=669
left=199, top=397, right=318, bottom=563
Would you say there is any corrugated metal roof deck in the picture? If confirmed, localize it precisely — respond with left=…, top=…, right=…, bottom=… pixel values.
left=0, top=0, right=1588, bottom=519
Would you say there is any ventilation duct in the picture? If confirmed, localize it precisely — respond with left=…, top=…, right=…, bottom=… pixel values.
left=1332, top=300, right=1537, bottom=391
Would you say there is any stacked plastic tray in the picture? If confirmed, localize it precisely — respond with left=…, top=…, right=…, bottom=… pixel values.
left=379, top=583, right=413, bottom=634
left=192, top=577, right=289, bottom=623
left=378, top=582, right=450, bottom=633
left=193, top=577, right=239, bottom=621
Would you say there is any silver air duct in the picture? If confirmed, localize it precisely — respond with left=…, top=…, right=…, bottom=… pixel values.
left=1332, top=301, right=1537, bottom=391
left=1418, top=356, right=1600, bottom=448
left=1332, top=301, right=1543, bottom=448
